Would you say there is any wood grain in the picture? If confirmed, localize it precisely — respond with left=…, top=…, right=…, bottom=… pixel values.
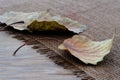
left=0, top=31, right=82, bottom=80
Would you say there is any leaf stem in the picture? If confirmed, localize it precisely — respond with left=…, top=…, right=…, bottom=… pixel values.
left=8, top=21, right=24, bottom=26
left=13, top=37, right=61, bottom=56
left=13, top=43, right=26, bottom=56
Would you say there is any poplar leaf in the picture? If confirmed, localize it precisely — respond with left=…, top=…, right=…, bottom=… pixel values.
left=58, top=34, right=115, bottom=65
left=0, top=11, right=88, bottom=33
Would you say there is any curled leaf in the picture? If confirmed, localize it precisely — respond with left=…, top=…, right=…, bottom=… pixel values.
left=0, top=12, right=40, bottom=30
left=59, top=34, right=114, bottom=65
left=0, top=11, right=88, bottom=33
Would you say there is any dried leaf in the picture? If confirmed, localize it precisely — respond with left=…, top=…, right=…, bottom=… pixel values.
left=0, top=11, right=88, bottom=33
left=58, top=34, right=114, bottom=65
left=0, top=11, right=40, bottom=30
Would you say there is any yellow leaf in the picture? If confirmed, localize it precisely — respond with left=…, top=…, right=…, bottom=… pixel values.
left=0, top=11, right=88, bottom=33
left=59, top=33, right=115, bottom=65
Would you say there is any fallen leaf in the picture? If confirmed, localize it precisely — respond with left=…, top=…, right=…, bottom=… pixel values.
left=58, top=33, right=115, bottom=65
left=0, top=11, right=40, bottom=30
left=0, top=11, right=88, bottom=33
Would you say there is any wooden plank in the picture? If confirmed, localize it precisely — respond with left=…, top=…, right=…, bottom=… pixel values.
left=0, top=32, right=81, bottom=80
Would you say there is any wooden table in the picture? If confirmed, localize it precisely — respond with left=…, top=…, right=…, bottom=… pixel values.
left=0, top=0, right=120, bottom=80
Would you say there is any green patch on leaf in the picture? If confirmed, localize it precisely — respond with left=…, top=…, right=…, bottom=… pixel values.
left=28, top=20, right=68, bottom=32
